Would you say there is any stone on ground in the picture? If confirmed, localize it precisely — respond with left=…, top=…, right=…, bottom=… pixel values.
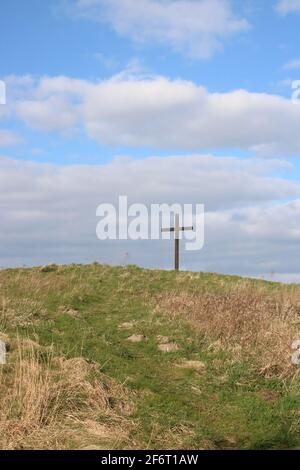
left=127, top=334, right=147, bottom=343
left=176, top=359, right=206, bottom=371
left=0, top=340, right=6, bottom=365
left=158, top=342, right=180, bottom=353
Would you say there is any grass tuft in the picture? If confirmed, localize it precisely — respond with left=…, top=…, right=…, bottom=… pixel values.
left=0, top=336, right=133, bottom=450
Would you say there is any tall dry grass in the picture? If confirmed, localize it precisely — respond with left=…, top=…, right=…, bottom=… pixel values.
left=157, top=282, right=300, bottom=378
left=0, top=337, right=133, bottom=449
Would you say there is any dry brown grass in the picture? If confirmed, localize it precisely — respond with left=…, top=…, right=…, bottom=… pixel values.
left=157, top=282, right=300, bottom=378
left=0, top=337, right=133, bottom=450
left=1, top=298, right=48, bottom=327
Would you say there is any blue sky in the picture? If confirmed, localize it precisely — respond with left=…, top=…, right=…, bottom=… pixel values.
left=1, top=0, right=300, bottom=280
left=1, top=0, right=300, bottom=164
left=1, top=0, right=300, bottom=92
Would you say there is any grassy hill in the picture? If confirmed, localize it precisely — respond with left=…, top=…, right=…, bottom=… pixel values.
left=0, top=263, right=300, bottom=450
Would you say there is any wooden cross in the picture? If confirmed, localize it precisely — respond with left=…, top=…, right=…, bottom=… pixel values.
left=161, top=213, right=193, bottom=271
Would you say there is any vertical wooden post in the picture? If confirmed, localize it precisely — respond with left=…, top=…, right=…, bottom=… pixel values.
left=175, top=213, right=179, bottom=271
left=175, top=238, right=179, bottom=271
left=161, top=214, right=193, bottom=272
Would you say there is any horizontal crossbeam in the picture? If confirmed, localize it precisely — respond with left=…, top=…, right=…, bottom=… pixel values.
left=161, top=226, right=193, bottom=233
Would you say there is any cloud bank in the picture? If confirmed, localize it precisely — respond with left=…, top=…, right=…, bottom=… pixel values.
left=4, top=74, right=300, bottom=156
left=1, top=153, right=300, bottom=281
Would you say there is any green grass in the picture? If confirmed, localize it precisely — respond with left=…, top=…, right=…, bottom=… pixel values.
left=1, top=263, right=300, bottom=449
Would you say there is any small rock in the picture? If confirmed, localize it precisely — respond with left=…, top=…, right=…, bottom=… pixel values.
left=176, top=360, right=206, bottom=371
left=156, top=335, right=170, bottom=344
left=127, top=334, right=147, bottom=343
left=0, top=340, right=6, bottom=365
left=292, top=339, right=300, bottom=365
left=158, top=342, right=180, bottom=353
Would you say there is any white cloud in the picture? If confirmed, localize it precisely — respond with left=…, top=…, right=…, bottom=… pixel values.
left=9, top=74, right=300, bottom=156
left=70, top=0, right=250, bottom=59
left=0, top=129, right=22, bottom=147
left=283, top=58, right=300, bottom=70
left=0, top=153, right=300, bottom=281
left=276, top=0, right=300, bottom=14
left=16, top=96, right=79, bottom=132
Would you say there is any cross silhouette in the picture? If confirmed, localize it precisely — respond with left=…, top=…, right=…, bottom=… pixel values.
left=161, top=213, right=193, bottom=271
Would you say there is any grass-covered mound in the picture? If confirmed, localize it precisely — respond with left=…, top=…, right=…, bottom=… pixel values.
left=0, top=263, right=300, bottom=449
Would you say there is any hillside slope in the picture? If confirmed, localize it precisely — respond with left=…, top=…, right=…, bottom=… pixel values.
left=0, top=263, right=300, bottom=450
